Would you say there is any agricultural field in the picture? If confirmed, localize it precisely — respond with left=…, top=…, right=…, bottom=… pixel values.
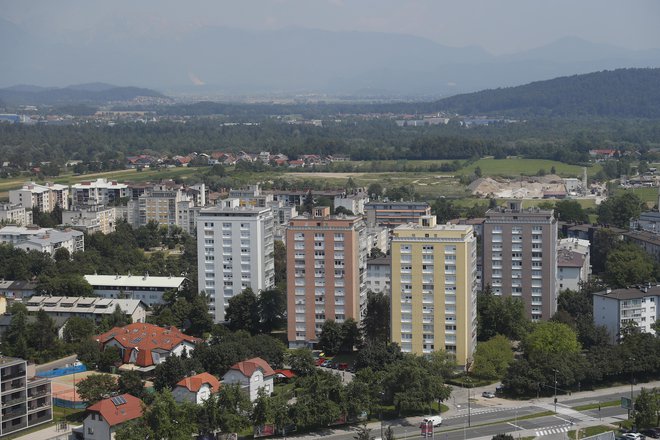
left=615, top=186, right=659, bottom=208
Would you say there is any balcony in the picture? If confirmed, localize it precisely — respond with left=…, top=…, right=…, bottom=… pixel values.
left=2, top=420, right=27, bottom=434
left=1, top=371, right=26, bottom=382
left=2, top=406, right=27, bottom=420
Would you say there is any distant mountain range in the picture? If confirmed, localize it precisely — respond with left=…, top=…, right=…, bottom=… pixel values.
left=431, top=68, right=660, bottom=118
left=0, top=83, right=165, bottom=106
left=2, top=18, right=660, bottom=97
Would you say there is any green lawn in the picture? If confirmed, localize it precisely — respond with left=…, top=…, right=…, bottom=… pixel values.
left=460, top=158, right=600, bottom=178
left=615, top=186, right=658, bottom=207
left=568, top=425, right=613, bottom=440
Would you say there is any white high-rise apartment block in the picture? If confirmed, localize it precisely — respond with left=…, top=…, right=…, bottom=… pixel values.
left=70, top=178, right=129, bottom=207
left=0, top=204, right=33, bottom=226
left=9, top=182, right=69, bottom=212
left=197, top=199, right=275, bottom=322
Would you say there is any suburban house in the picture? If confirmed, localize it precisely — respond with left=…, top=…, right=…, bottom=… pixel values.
left=222, top=357, right=275, bottom=402
left=82, top=394, right=143, bottom=440
left=593, top=286, right=660, bottom=344
left=172, top=372, right=221, bottom=404
left=95, top=323, right=201, bottom=371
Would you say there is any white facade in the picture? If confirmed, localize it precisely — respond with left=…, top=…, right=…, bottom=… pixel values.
left=9, top=182, right=69, bottom=212
left=70, top=179, right=129, bottom=207
left=366, top=256, right=391, bottom=295
left=0, top=204, right=33, bottom=226
left=334, top=193, right=368, bottom=215
left=83, top=413, right=112, bottom=440
left=172, top=383, right=213, bottom=404
left=0, top=225, right=84, bottom=255
left=25, top=296, right=147, bottom=324
left=62, top=206, right=116, bottom=234
left=222, top=369, right=273, bottom=402
left=83, top=274, right=186, bottom=307
left=593, top=287, right=660, bottom=343
left=197, top=201, right=275, bottom=322
left=366, top=226, right=389, bottom=254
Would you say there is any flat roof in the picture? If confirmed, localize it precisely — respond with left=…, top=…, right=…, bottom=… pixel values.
left=84, top=274, right=186, bottom=289
left=593, top=286, right=660, bottom=301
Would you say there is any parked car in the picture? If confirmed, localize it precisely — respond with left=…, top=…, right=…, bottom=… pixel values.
left=338, top=363, right=349, bottom=371
left=421, top=416, right=443, bottom=427
left=330, top=362, right=339, bottom=369
left=482, top=391, right=496, bottom=398
left=622, top=433, right=645, bottom=440
left=639, top=428, right=660, bottom=438
left=321, top=360, right=331, bottom=368
left=640, top=429, right=660, bottom=439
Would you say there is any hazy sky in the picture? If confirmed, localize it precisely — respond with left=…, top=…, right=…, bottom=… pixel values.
left=2, top=0, right=659, bottom=54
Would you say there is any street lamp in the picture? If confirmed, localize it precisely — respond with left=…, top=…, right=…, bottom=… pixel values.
left=553, top=369, right=559, bottom=413
left=464, top=375, right=472, bottom=427
left=629, top=357, right=636, bottom=420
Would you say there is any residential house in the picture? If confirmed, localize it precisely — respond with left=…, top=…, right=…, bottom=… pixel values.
left=25, top=296, right=147, bottom=324
left=222, top=357, right=275, bottom=402
left=83, top=394, right=143, bottom=440
left=96, top=323, right=201, bottom=371
left=172, top=373, right=220, bottom=404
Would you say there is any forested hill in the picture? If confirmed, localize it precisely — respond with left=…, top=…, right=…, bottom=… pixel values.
left=0, top=83, right=165, bottom=106
left=433, top=68, right=660, bottom=118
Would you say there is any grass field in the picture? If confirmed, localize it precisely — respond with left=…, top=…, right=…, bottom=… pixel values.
left=460, top=158, right=601, bottom=178
left=615, top=186, right=658, bottom=207
left=568, top=425, right=613, bottom=440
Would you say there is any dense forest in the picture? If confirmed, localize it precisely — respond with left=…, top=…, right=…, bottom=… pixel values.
left=3, top=116, right=660, bottom=169
left=433, top=68, right=660, bottom=118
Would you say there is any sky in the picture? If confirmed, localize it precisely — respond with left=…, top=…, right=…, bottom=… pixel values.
left=2, top=0, right=660, bottom=54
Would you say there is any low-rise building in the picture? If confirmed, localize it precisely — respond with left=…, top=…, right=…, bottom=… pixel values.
left=623, top=230, right=660, bottom=262
left=593, top=286, right=660, bottom=343
left=83, top=394, right=143, bottom=440
left=173, top=372, right=221, bottom=404
left=25, top=296, right=147, bottom=324
left=0, top=204, right=33, bottom=226
left=83, top=274, right=187, bottom=308
left=0, top=357, right=52, bottom=437
left=222, top=357, right=275, bottom=402
left=334, top=191, right=369, bottom=215
left=96, top=323, right=201, bottom=371
left=0, top=280, right=37, bottom=301
left=630, top=211, right=660, bottom=234
left=0, top=225, right=84, bottom=255
left=557, top=238, right=591, bottom=291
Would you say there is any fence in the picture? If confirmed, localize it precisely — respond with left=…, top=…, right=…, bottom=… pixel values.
left=36, top=364, right=86, bottom=379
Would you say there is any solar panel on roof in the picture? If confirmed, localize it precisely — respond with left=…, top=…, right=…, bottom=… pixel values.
left=111, top=396, right=126, bottom=406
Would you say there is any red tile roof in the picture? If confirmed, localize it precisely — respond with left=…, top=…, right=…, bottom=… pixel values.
left=273, top=369, right=295, bottom=379
left=176, top=372, right=220, bottom=393
left=229, top=357, right=275, bottom=378
left=96, top=323, right=201, bottom=367
left=86, top=393, right=143, bottom=427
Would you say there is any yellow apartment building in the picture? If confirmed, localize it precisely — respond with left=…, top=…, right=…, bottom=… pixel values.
left=391, top=215, right=477, bottom=366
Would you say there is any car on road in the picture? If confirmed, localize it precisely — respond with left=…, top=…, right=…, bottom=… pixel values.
left=421, top=416, right=443, bottom=427
left=622, top=433, right=645, bottom=440
left=482, top=391, right=496, bottom=398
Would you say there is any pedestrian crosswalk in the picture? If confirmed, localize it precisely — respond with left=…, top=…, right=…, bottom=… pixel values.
left=535, top=424, right=572, bottom=436
left=445, top=406, right=526, bottom=419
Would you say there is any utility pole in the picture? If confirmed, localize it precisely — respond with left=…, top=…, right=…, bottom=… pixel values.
left=629, top=358, right=635, bottom=420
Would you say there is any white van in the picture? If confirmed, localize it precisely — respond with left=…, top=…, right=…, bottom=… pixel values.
left=422, top=416, right=443, bottom=427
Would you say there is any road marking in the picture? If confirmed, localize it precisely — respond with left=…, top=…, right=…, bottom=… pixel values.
left=445, top=406, right=527, bottom=419
left=535, top=424, right=572, bottom=436
left=507, top=422, right=524, bottom=430
left=553, top=415, right=575, bottom=424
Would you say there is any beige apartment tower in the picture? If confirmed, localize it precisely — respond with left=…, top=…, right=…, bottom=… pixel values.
left=391, top=215, right=477, bottom=366
left=286, top=207, right=368, bottom=348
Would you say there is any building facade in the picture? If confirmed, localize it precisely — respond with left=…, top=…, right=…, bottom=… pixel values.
left=0, top=357, right=52, bottom=437
left=593, top=286, right=660, bottom=344
left=9, top=182, right=69, bottom=212
left=364, top=201, right=432, bottom=228
left=0, top=204, right=32, bottom=226
left=390, top=216, right=477, bottom=364
left=70, top=179, right=129, bottom=207
left=83, top=274, right=186, bottom=308
left=366, top=256, right=391, bottom=295
left=0, top=226, right=84, bottom=255
left=61, top=206, right=116, bottom=234
left=25, top=296, right=147, bottom=324
left=482, top=201, right=558, bottom=321
left=197, top=201, right=275, bottom=322
left=286, top=207, right=368, bottom=347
